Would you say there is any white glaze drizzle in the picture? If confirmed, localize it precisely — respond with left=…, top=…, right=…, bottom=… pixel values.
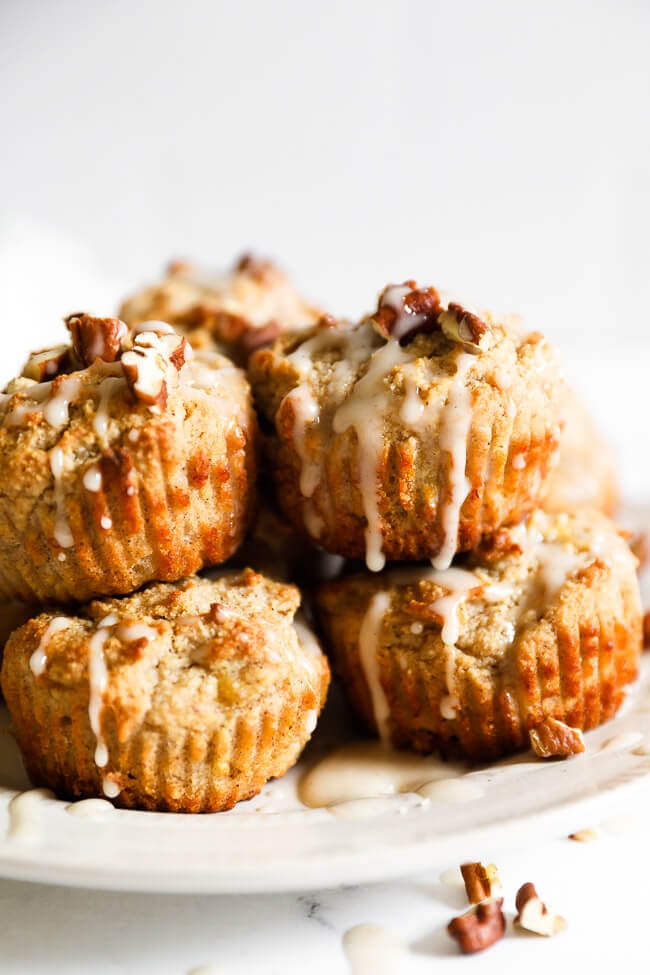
left=82, top=465, right=102, bottom=492
left=43, top=376, right=81, bottom=428
left=343, top=923, right=406, bottom=975
left=333, top=338, right=415, bottom=571
left=298, top=740, right=462, bottom=809
left=87, top=613, right=118, bottom=773
left=357, top=566, right=482, bottom=730
left=7, top=789, right=55, bottom=842
left=49, top=446, right=74, bottom=548
left=116, top=622, right=158, bottom=643
left=93, top=376, right=125, bottom=442
left=431, top=352, right=474, bottom=571
left=29, top=616, right=71, bottom=676
left=358, top=592, right=392, bottom=741
left=65, top=797, right=115, bottom=818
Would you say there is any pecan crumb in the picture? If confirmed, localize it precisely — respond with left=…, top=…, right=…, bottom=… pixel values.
left=568, top=827, right=598, bottom=843
left=515, top=882, right=566, bottom=936
left=447, top=899, right=506, bottom=954
left=461, top=862, right=502, bottom=904
left=530, top=716, right=585, bottom=758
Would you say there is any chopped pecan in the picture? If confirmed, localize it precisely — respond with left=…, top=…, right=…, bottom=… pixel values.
left=447, top=899, right=506, bottom=954
left=22, top=345, right=73, bottom=382
left=370, top=282, right=442, bottom=343
left=121, top=348, right=168, bottom=407
left=439, top=302, right=491, bottom=353
left=66, top=314, right=128, bottom=366
left=515, top=883, right=565, bottom=936
left=461, top=862, right=502, bottom=904
left=530, top=716, right=585, bottom=758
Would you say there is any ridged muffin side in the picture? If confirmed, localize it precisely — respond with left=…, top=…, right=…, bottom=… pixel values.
left=1, top=571, right=330, bottom=812
left=315, top=510, right=642, bottom=761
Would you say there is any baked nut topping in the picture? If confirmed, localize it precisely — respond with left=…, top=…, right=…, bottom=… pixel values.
left=515, top=882, right=566, bottom=936
left=447, top=899, right=506, bottom=954
left=529, top=716, right=585, bottom=758
left=370, top=281, right=442, bottom=342
left=66, top=314, right=128, bottom=366
left=439, top=302, right=491, bottom=353
left=461, top=862, right=502, bottom=904
left=22, top=345, right=73, bottom=382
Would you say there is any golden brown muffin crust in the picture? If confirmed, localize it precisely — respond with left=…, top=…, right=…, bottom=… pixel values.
left=0, top=318, right=258, bottom=603
left=119, top=254, right=323, bottom=363
left=316, top=509, right=641, bottom=761
left=250, top=283, right=564, bottom=571
left=2, top=571, right=330, bottom=812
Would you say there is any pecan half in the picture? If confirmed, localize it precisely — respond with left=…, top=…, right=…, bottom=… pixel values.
left=370, top=282, right=442, bottom=343
left=461, top=862, right=502, bottom=904
left=515, top=883, right=565, bottom=936
left=66, top=314, right=128, bottom=366
left=448, top=899, right=506, bottom=954
left=530, top=717, right=585, bottom=758
left=439, top=302, right=491, bottom=353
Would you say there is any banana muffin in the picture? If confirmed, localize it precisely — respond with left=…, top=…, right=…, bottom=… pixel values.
left=119, top=254, right=323, bottom=363
left=315, top=508, right=641, bottom=761
left=250, top=282, right=564, bottom=572
left=0, top=315, right=257, bottom=604
left=2, top=570, right=330, bottom=812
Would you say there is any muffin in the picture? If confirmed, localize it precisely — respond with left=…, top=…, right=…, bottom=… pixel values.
left=544, top=386, right=618, bottom=515
left=250, top=282, right=564, bottom=572
left=0, top=315, right=257, bottom=604
left=119, top=254, right=323, bottom=364
left=315, top=508, right=641, bottom=761
left=1, top=570, right=330, bottom=812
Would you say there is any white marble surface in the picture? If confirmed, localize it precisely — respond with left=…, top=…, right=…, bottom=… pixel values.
left=0, top=806, right=648, bottom=974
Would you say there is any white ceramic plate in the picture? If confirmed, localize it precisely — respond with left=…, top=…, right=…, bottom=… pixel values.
left=0, top=658, right=649, bottom=894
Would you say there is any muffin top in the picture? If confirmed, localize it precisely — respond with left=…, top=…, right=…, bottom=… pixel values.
left=17, top=570, right=324, bottom=732
left=252, top=282, right=559, bottom=421
left=119, top=254, right=323, bottom=357
left=0, top=314, right=251, bottom=457
left=251, top=282, right=563, bottom=570
left=319, top=508, right=638, bottom=667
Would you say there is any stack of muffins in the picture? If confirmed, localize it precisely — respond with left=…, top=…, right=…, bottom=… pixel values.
left=0, top=261, right=641, bottom=814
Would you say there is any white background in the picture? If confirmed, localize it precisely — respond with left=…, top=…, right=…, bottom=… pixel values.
left=0, top=2, right=649, bottom=972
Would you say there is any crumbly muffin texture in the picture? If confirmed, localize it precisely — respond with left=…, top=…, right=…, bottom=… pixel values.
left=316, top=508, right=641, bottom=761
left=119, top=254, right=323, bottom=363
left=2, top=571, right=330, bottom=811
left=250, top=283, right=564, bottom=572
left=0, top=316, right=258, bottom=603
